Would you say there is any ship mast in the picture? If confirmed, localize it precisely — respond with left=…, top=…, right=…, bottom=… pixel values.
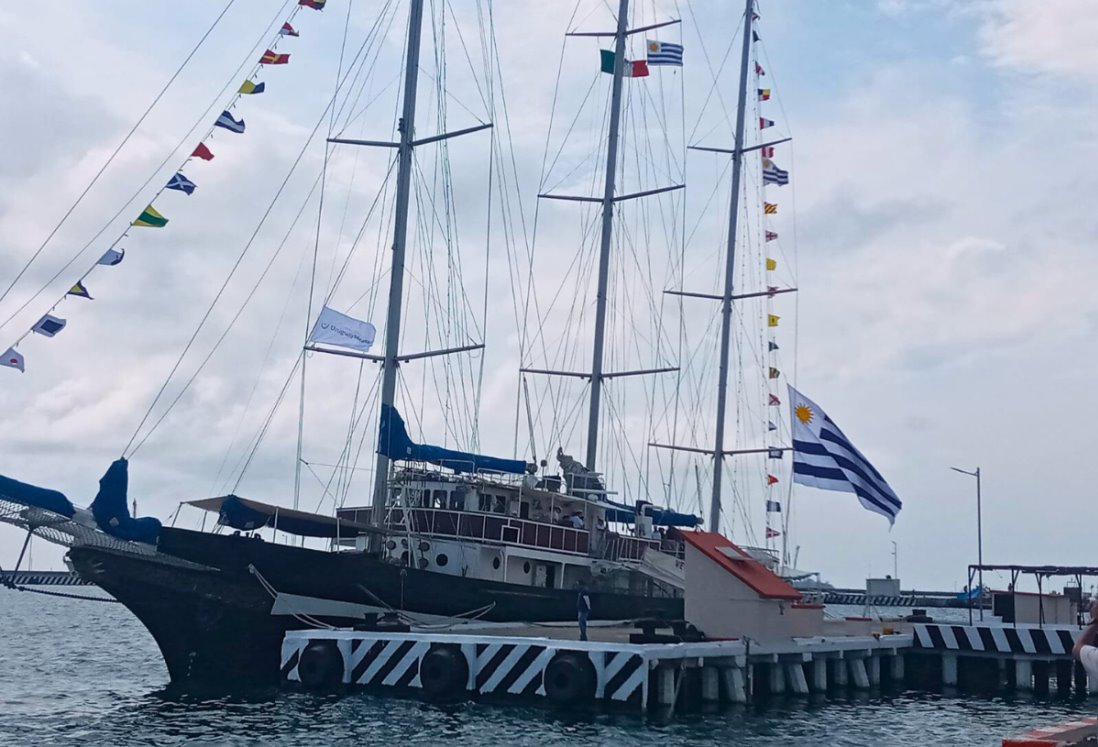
left=708, top=0, right=755, bottom=533
left=584, top=0, right=630, bottom=471
left=530, top=1, right=682, bottom=473
left=371, top=0, right=426, bottom=526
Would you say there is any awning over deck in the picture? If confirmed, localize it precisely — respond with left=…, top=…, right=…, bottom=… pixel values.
left=186, top=495, right=380, bottom=539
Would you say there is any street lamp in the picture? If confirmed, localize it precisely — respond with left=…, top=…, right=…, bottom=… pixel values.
left=951, top=466, right=983, bottom=620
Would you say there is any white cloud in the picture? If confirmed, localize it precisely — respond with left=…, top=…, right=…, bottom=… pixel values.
left=979, top=0, right=1098, bottom=77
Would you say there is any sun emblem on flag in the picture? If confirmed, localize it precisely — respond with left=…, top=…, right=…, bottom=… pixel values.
left=794, top=404, right=813, bottom=424
left=649, top=41, right=659, bottom=52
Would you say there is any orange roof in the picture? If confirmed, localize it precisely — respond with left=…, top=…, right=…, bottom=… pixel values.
left=681, top=530, right=802, bottom=601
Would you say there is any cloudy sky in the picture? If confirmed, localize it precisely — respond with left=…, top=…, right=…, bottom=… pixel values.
left=1, top=0, right=1095, bottom=594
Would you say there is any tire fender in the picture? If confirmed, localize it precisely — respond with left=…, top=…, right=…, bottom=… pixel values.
left=543, top=651, right=596, bottom=705
left=297, top=641, right=344, bottom=692
left=418, top=644, right=469, bottom=699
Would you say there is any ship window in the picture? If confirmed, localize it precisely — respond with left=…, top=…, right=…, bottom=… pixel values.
left=492, top=556, right=501, bottom=570
left=523, top=561, right=531, bottom=574
left=436, top=553, right=449, bottom=567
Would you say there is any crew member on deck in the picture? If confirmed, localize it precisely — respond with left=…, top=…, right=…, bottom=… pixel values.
left=576, top=580, right=592, bottom=641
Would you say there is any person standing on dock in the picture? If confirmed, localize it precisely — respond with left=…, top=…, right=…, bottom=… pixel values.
left=577, top=581, right=591, bottom=641
left=1072, top=599, right=1098, bottom=703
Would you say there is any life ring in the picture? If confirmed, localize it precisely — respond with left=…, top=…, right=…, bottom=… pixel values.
left=418, top=644, right=469, bottom=699
left=297, top=641, right=343, bottom=692
left=543, top=652, right=596, bottom=705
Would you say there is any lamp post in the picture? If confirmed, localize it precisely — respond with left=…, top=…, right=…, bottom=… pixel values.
left=951, top=466, right=983, bottom=620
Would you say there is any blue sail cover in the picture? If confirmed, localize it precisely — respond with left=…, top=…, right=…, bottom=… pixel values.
left=216, top=494, right=355, bottom=538
left=378, top=404, right=528, bottom=475
left=90, top=458, right=161, bottom=544
left=603, top=499, right=699, bottom=528
left=0, top=474, right=75, bottom=517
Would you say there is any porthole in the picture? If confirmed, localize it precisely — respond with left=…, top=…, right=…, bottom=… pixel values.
left=523, top=561, right=531, bottom=574
left=436, top=553, right=449, bottom=567
left=492, top=556, right=501, bottom=570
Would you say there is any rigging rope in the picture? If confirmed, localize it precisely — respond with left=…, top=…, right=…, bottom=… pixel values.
left=0, top=0, right=297, bottom=341
left=0, top=0, right=240, bottom=311
left=123, top=24, right=386, bottom=458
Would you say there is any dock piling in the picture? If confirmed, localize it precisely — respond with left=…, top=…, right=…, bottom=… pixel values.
left=831, top=657, right=848, bottom=688
left=701, top=666, right=720, bottom=703
left=1015, top=659, right=1033, bottom=692
left=785, top=662, right=809, bottom=695
left=942, top=653, right=958, bottom=687
left=889, top=653, right=904, bottom=684
left=849, top=657, right=870, bottom=690
left=811, top=659, right=828, bottom=692
left=867, top=655, right=881, bottom=687
left=722, top=666, right=747, bottom=703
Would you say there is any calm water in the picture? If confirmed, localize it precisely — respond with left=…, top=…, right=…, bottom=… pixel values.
left=0, top=589, right=1092, bottom=746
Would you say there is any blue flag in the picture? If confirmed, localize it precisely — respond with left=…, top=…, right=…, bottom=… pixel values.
left=97, top=248, right=124, bottom=266
left=789, top=385, right=903, bottom=525
left=215, top=110, right=245, bottom=134
left=165, top=172, right=196, bottom=195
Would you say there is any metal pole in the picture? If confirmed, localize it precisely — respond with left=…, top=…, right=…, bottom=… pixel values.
left=371, top=0, right=426, bottom=532
left=708, top=0, right=755, bottom=533
left=952, top=465, right=983, bottom=620
left=976, top=466, right=983, bottom=621
left=585, top=0, right=630, bottom=471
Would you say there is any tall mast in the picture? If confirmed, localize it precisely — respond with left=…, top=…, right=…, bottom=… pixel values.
left=585, top=0, right=631, bottom=471
left=371, top=0, right=425, bottom=527
left=708, top=0, right=755, bottom=533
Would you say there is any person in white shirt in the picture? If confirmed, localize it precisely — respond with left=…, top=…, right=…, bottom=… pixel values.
left=1072, top=599, right=1098, bottom=692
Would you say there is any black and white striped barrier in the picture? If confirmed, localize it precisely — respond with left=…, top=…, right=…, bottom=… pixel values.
left=912, top=623, right=1079, bottom=656
left=1, top=571, right=88, bottom=587
left=281, top=630, right=744, bottom=710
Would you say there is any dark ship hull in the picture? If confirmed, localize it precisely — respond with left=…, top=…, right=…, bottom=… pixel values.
left=70, top=527, right=682, bottom=686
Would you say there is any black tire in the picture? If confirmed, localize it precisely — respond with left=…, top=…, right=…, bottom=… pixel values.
left=297, top=641, right=343, bottom=692
left=419, top=644, right=469, bottom=699
left=543, top=652, right=596, bottom=705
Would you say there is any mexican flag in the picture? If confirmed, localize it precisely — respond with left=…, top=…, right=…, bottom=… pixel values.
left=600, top=49, right=649, bottom=78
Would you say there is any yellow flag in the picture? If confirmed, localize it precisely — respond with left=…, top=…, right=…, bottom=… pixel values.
left=769, top=367, right=780, bottom=379
left=768, top=314, right=780, bottom=327
left=764, top=202, right=777, bottom=214
left=766, top=258, right=777, bottom=271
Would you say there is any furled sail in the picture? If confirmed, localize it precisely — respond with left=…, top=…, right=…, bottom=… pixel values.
left=0, top=474, right=75, bottom=518
left=89, top=459, right=161, bottom=544
left=378, top=404, right=529, bottom=475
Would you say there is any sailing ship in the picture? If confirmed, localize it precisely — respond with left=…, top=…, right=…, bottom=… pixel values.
left=0, top=0, right=714, bottom=685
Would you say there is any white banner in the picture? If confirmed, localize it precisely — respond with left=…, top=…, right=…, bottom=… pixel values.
left=308, top=306, right=376, bottom=352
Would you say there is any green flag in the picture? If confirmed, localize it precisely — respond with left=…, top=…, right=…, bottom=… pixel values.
left=133, top=204, right=168, bottom=228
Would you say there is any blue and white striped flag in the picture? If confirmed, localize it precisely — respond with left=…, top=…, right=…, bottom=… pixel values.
left=788, top=385, right=903, bottom=525
left=215, top=110, right=246, bottom=134
left=646, top=39, right=683, bottom=66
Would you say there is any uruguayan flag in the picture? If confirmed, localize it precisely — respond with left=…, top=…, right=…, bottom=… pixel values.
left=646, top=39, right=683, bottom=66
left=789, top=385, right=903, bottom=525
left=762, top=159, right=789, bottom=186
left=215, top=110, right=246, bottom=134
